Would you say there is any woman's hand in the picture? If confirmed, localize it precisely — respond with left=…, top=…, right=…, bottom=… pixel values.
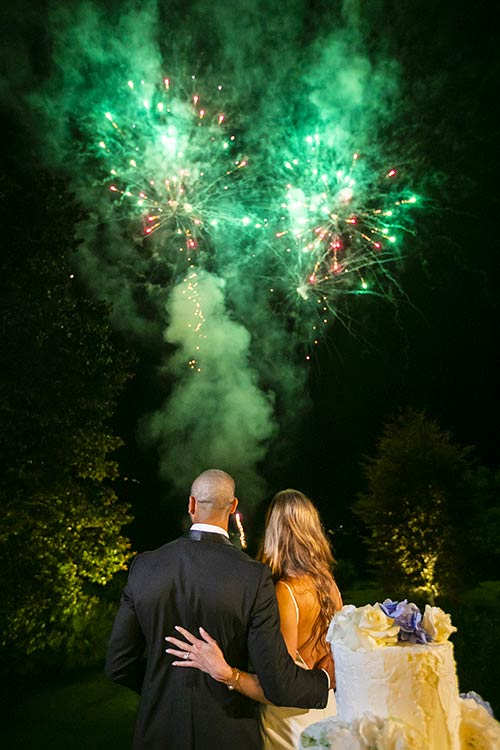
left=315, top=651, right=335, bottom=689
left=165, top=625, right=233, bottom=684
left=166, top=625, right=270, bottom=704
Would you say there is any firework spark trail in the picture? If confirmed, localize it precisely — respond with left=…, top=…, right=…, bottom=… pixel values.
left=20, top=0, right=423, bottom=505
left=80, top=74, right=278, bottom=504
left=143, top=268, right=276, bottom=504
left=90, top=74, right=418, bottom=360
left=246, top=127, right=419, bottom=344
left=91, top=75, right=251, bottom=273
left=22, top=0, right=279, bottom=504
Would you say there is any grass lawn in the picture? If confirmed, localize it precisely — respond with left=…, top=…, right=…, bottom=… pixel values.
left=2, top=670, right=138, bottom=750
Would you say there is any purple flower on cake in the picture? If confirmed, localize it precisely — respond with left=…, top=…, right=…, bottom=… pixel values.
left=327, top=601, right=456, bottom=651
left=380, top=599, right=430, bottom=644
left=379, top=599, right=408, bottom=618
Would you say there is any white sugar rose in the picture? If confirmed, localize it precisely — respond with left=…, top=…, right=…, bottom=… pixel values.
left=352, top=713, right=384, bottom=747
left=324, top=724, right=364, bottom=750
left=301, top=715, right=425, bottom=750
left=300, top=718, right=363, bottom=750
left=335, top=609, right=376, bottom=651
left=378, top=718, right=423, bottom=750
left=328, top=604, right=399, bottom=651
left=327, top=606, right=377, bottom=651
left=327, top=605, right=357, bottom=644
left=356, top=604, right=399, bottom=647
left=460, top=697, right=500, bottom=750
left=421, top=605, right=457, bottom=643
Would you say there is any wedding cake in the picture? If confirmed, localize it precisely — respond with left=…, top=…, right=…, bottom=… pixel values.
left=300, top=600, right=500, bottom=750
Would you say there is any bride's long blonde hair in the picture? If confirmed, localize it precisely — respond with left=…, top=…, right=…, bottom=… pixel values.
left=258, top=489, right=339, bottom=657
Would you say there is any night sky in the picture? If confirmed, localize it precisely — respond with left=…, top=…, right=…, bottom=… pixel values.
left=2, top=0, right=499, bottom=557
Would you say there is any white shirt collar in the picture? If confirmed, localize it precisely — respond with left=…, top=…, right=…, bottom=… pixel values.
left=190, top=522, right=229, bottom=539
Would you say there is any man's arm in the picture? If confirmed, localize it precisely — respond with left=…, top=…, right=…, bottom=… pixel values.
left=105, top=558, right=146, bottom=694
left=246, top=565, right=329, bottom=708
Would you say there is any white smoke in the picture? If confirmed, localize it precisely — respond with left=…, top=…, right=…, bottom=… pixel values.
left=142, top=269, right=276, bottom=503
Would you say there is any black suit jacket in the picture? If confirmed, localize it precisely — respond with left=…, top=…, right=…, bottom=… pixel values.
left=105, top=530, right=329, bottom=750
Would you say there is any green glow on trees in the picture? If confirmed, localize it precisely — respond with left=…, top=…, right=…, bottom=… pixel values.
left=354, top=410, right=482, bottom=603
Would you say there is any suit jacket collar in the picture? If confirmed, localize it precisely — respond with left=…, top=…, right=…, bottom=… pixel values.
left=184, top=529, right=234, bottom=546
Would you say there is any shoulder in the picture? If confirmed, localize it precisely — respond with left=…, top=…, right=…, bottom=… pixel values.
left=275, top=579, right=299, bottom=610
left=127, top=538, right=184, bottom=571
left=276, top=575, right=314, bottom=598
left=234, top=550, right=272, bottom=582
left=275, top=579, right=292, bottom=595
left=131, top=537, right=269, bottom=581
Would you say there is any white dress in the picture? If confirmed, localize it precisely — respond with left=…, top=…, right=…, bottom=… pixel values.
left=259, top=582, right=337, bottom=750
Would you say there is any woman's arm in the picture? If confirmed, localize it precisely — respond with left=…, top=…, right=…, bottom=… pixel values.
left=332, top=579, right=343, bottom=611
left=165, top=626, right=271, bottom=704
left=319, top=580, right=343, bottom=686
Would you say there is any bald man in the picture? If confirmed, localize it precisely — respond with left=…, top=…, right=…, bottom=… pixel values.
left=106, top=469, right=329, bottom=750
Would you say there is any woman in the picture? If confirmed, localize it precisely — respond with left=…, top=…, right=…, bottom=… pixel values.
left=166, top=489, right=342, bottom=749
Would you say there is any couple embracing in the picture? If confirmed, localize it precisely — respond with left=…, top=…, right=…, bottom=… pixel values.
left=106, top=469, right=343, bottom=750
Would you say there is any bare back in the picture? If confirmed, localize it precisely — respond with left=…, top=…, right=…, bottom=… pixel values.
left=275, top=575, right=342, bottom=669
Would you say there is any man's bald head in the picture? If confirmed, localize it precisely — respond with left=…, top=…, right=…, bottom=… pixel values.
left=189, top=469, right=236, bottom=523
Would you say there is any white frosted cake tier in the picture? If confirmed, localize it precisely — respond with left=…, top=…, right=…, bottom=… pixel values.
left=333, top=639, right=461, bottom=750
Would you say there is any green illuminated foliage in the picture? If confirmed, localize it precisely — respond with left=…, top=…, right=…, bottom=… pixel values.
left=354, top=409, right=481, bottom=603
left=0, top=172, right=133, bottom=658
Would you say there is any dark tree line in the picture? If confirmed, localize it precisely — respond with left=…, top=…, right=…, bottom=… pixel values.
left=0, top=169, right=134, bottom=662
left=354, top=409, right=500, bottom=603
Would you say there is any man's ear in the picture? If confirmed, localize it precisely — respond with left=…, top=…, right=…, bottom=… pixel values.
left=188, top=495, right=196, bottom=516
left=229, top=497, right=239, bottom=515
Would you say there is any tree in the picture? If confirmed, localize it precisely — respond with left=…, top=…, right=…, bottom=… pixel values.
left=353, top=409, right=483, bottom=603
left=0, top=170, right=134, bottom=658
left=468, top=467, right=500, bottom=581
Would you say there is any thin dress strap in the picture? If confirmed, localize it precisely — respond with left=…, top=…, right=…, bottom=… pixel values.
left=281, top=581, right=300, bottom=625
left=280, top=581, right=310, bottom=667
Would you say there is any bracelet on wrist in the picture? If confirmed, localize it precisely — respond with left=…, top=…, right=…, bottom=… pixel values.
left=226, top=667, right=241, bottom=691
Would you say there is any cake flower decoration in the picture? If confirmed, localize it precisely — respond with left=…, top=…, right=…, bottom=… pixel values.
left=301, top=713, right=424, bottom=749
left=459, top=691, right=494, bottom=717
left=327, top=600, right=456, bottom=651
left=459, top=694, right=500, bottom=749
left=327, top=603, right=399, bottom=650
left=421, top=604, right=457, bottom=643
left=380, top=599, right=430, bottom=644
